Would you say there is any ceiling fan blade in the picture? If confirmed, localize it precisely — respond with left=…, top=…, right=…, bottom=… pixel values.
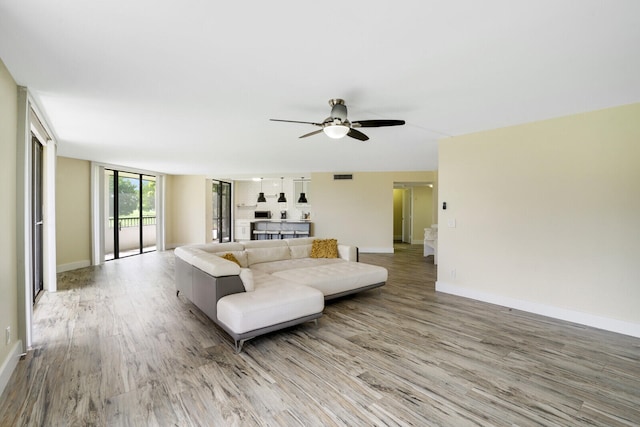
left=351, top=119, right=406, bottom=128
left=270, top=119, right=323, bottom=127
left=299, top=129, right=324, bottom=139
left=347, top=128, right=369, bottom=141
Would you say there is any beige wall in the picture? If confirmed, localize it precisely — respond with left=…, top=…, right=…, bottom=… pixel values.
left=165, top=175, right=210, bottom=247
left=170, top=173, right=438, bottom=251
left=437, top=103, right=640, bottom=335
left=55, top=157, right=91, bottom=270
left=312, top=171, right=436, bottom=252
left=0, top=58, right=19, bottom=384
left=53, top=169, right=212, bottom=266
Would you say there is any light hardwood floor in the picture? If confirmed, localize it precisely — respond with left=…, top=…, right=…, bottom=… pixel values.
left=1, top=244, right=639, bottom=426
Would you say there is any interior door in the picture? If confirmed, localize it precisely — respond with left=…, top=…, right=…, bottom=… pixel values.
left=32, top=136, right=44, bottom=303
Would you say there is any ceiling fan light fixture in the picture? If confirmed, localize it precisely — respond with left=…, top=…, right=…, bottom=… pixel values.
left=271, top=99, right=404, bottom=141
left=323, top=125, right=350, bottom=139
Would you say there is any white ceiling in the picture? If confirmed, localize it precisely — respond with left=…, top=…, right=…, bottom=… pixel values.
left=1, top=1, right=639, bottom=179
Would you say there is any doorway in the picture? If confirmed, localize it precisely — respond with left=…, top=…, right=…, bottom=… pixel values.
left=105, top=169, right=157, bottom=260
left=31, top=135, right=44, bottom=303
left=212, top=180, right=231, bottom=242
left=16, top=92, right=58, bottom=352
left=394, top=182, right=435, bottom=244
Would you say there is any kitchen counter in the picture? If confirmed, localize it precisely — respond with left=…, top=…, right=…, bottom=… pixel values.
left=251, top=220, right=312, bottom=240
left=251, top=219, right=311, bottom=223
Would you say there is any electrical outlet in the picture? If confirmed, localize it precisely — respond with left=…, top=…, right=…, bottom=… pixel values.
left=5, top=326, right=10, bottom=345
left=450, top=269, right=457, bottom=279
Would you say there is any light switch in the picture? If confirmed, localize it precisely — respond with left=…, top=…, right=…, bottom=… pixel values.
left=448, top=218, right=456, bottom=228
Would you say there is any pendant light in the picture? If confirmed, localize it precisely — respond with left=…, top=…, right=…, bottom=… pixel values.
left=297, top=177, right=308, bottom=204
left=257, top=178, right=266, bottom=203
left=277, top=177, right=287, bottom=203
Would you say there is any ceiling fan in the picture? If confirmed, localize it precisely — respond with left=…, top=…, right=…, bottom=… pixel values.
left=270, top=99, right=405, bottom=141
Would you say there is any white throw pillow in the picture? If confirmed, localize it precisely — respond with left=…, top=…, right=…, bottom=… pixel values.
left=239, top=268, right=255, bottom=292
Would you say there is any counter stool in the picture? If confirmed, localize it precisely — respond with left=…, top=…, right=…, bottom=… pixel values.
left=252, top=230, right=267, bottom=240
left=266, top=230, right=281, bottom=239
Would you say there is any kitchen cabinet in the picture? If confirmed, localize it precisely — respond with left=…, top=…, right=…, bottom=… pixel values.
left=235, top=219, right=251, bottom=241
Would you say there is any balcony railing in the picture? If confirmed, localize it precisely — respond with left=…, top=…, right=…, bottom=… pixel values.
left=108, top=216, right=156, bottom=229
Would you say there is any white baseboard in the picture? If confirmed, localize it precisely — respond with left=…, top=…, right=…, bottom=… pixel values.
left=0, top=340, right=23, bottom=398
left=436, top=281, right=640, bottom=339
left=360, top=247, right=394, bottom=254
left=56, top=260, right=91, bottom=273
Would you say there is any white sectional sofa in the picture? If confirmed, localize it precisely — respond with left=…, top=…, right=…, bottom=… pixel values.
left=174, top=237, right=387, bottom=352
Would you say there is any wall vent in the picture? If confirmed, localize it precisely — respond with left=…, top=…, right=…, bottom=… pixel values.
left=333, top=174, right=353, bottom=180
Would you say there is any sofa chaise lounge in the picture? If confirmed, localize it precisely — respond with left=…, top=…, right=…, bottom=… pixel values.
left=174, top=237, right=388, bottom=352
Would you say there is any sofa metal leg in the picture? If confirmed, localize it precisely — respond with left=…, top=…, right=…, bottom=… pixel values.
left=234, top=339, right=247, bottom=354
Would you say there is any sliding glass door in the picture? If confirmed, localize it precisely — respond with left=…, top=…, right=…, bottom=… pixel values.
left=105, top=169, right=157, bottom=260
left=212, top=180, right=231, bottom=243
left=32, top=136, right=44, bottom=302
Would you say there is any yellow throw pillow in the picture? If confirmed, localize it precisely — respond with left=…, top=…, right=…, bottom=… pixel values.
left=310, top=239, right=338, bottom=258
left=220, top=252, right=241, bottom=266
left=326, top=239, right=338, bottom=258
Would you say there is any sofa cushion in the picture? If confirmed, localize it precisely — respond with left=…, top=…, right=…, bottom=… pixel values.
left=311, top=239, right=338, bottom=258
left=197, top=242, right=245, bottom=253
left=246, top=245, right=291, bottom=266
left=175, top=244, right=245, bottom=265
left=285, top=237, right=316, bottom=246
left=215, top=251, right=248, bottom=268
left=190, top=251, right=241, bottom=277
left=271, top=261, right=388, bottom=297
left=242, top=239, right=288, bottom=249
left=217, top=283, right=324, bottom=334
left=174, top=246, right=200, bottom=264
left=290, top=244, right=312, bottom=259
left=337, top=244, right=358, bottom=261
left=250, top=257, right=342, bottom=275
left=239, top=268, right=255, bottom=292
